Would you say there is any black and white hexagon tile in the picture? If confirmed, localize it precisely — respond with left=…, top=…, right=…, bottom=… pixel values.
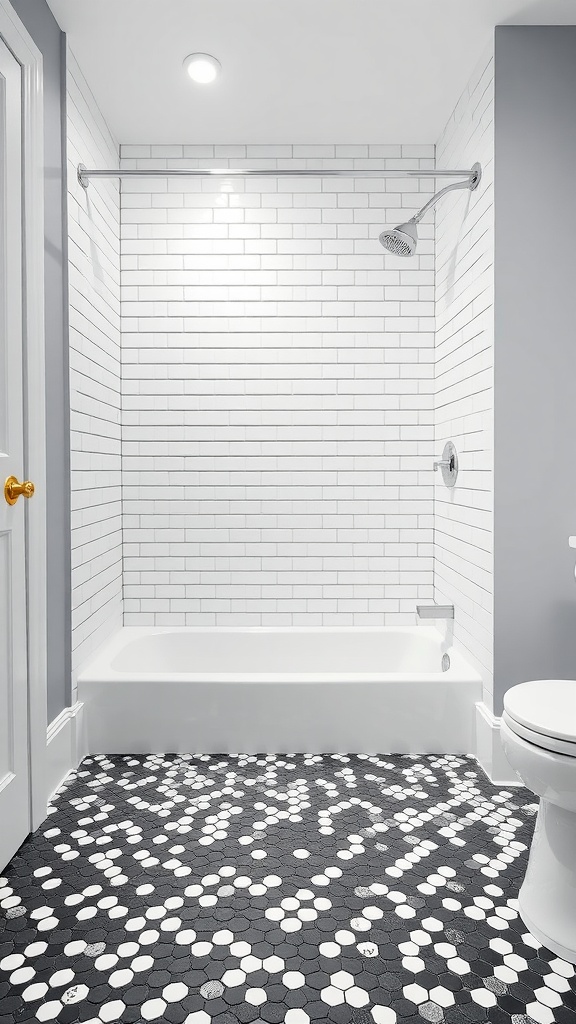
left=1, top=754, right=575, bottom=1024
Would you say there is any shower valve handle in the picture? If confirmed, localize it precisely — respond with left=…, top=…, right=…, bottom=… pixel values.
left=433, top=442, right=458, bottom=488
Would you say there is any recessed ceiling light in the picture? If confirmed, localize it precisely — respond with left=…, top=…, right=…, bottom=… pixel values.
left=183, top=53, right=221, bottom=84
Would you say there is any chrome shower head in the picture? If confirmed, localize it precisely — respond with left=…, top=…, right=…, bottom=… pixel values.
left=379, top=219, right=417, bottom=257
left=379, top=162, right=482, bottom=257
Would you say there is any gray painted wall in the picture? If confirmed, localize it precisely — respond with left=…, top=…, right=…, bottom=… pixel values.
left=9, top=0, right=71, bottom=722
left=494, top=26, right=576, bottom=713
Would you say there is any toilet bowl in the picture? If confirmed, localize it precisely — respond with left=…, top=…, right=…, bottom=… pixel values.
left=501, top=679, right=576, bottom=963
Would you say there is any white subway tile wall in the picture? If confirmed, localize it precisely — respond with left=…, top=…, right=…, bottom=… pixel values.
left=67, top=52, right=122, bottom=679
left=120, top=146, right=436, bottom=626
left=434, top=49, right=494, bottom=706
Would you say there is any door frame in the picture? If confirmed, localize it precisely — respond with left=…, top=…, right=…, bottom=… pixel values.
left=0, top=0, right=47, bottom=830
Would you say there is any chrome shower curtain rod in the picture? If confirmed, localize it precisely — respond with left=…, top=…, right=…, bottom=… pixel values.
left=77, top=163, right=477, bottom=189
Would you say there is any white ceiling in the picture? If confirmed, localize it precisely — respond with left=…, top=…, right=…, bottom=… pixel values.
left=47, top=0, right=576, bottom=145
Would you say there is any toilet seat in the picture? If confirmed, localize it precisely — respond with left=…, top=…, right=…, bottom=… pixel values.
left=502, top=711, right=576, bottom=757
left=504, top=679, right=576, bottom=757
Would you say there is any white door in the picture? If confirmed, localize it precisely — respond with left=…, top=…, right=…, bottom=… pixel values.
left=0, top=35, right=32, bottom=867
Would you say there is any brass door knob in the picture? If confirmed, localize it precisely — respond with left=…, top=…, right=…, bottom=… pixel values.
left=4, top=475, right=35, bottom=506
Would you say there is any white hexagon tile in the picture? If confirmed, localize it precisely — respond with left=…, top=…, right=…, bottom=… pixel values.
left=0, top=754, right=575, bottom=1024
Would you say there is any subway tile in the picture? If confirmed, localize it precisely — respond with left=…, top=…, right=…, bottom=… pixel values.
left=119, top=149, right=435, bottom=628
left=434, top=45, right=494, bottom=704
left=70, top=77, right=492, bottom=636
left=68, top=50, right=122, bottom=674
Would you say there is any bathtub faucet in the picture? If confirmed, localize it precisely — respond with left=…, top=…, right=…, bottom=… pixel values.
left=416, top=604, right=454, bottom=619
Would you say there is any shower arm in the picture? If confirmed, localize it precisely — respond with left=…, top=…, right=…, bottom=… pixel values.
left=411, top=164, right=481, bottom=224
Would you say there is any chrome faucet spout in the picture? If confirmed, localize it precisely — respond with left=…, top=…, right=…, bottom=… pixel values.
left=416, top=605, right=454, bottom=619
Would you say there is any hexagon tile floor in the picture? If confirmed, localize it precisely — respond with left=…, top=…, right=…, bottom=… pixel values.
left=1, top=754, right=575, bottom=1024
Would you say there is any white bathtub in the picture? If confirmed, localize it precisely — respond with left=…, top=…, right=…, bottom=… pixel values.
left=77, top=626, right=481, bottom=755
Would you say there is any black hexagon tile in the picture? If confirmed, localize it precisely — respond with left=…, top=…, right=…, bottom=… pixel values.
left=0, top=754, right=574, bottom=1024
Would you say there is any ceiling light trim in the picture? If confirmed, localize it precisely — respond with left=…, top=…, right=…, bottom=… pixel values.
left=183, top=52, right=221, bottom=84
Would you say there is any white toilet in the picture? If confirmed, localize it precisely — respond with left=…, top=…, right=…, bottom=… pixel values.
left=501, top=679, right=576, bottom=964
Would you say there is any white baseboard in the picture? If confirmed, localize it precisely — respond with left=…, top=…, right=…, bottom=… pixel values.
left=475, top=701, right=521, bottom=785
left=45, top=702, right=84, bottom=804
